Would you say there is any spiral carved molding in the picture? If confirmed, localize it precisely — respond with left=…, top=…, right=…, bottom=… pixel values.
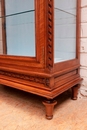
left=47, top=0, right=53, bottom=69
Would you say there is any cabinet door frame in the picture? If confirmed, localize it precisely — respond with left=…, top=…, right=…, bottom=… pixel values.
left=0, top=0, right=48, bottom=71
left=53, top=0, right=81, bottom=74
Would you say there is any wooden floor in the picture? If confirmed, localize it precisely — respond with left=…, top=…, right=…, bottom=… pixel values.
left=0, top=85, right=87, bottom=130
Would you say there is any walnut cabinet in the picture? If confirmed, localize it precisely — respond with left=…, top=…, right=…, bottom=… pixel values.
left=0, top=0, right=82, bottom=119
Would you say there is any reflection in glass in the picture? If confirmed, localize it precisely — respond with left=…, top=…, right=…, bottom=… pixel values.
left=1, top=0, right=35, bottom=56
left=54, top=0, right=77, bottom=63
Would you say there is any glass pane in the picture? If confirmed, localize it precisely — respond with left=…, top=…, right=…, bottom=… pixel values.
left=0, top=0, right=35, bottom=56
left=54, top=0, right=77, bottom=63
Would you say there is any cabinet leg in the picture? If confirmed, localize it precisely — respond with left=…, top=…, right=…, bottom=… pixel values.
left=42, top=99, right=57, bottom=120
left=72, top=84, right=80, bottom=100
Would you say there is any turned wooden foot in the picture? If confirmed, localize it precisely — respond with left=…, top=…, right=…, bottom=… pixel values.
left=42, top=100, right=57, bottom=120
left=72, top=84, right=80, bottom=100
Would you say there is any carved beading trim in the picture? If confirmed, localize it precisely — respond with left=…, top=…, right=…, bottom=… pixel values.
left=47, top=0, right=53, bottom=69
left=0, top=70, right=50, bottom=86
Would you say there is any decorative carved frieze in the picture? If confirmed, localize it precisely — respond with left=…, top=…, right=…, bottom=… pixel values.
left=0, top=70, right=50, bottom=86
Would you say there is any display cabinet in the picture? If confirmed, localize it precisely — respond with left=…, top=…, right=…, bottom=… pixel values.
left=0, top=0, right=82, bottom=119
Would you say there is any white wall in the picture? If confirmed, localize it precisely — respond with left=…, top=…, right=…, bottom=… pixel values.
left=78, top=0, right=87, bottom=98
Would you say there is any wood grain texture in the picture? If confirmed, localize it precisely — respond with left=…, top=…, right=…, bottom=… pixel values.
left=0, top=0, right=82, bottom=119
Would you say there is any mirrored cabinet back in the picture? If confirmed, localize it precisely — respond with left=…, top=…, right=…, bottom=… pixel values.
left=0, top=0, right=82, bottom=119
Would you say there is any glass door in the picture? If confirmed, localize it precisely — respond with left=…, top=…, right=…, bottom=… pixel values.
left=54, top=0, right=77, bottom=63
left=1, top=0, right=35, bottom=56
